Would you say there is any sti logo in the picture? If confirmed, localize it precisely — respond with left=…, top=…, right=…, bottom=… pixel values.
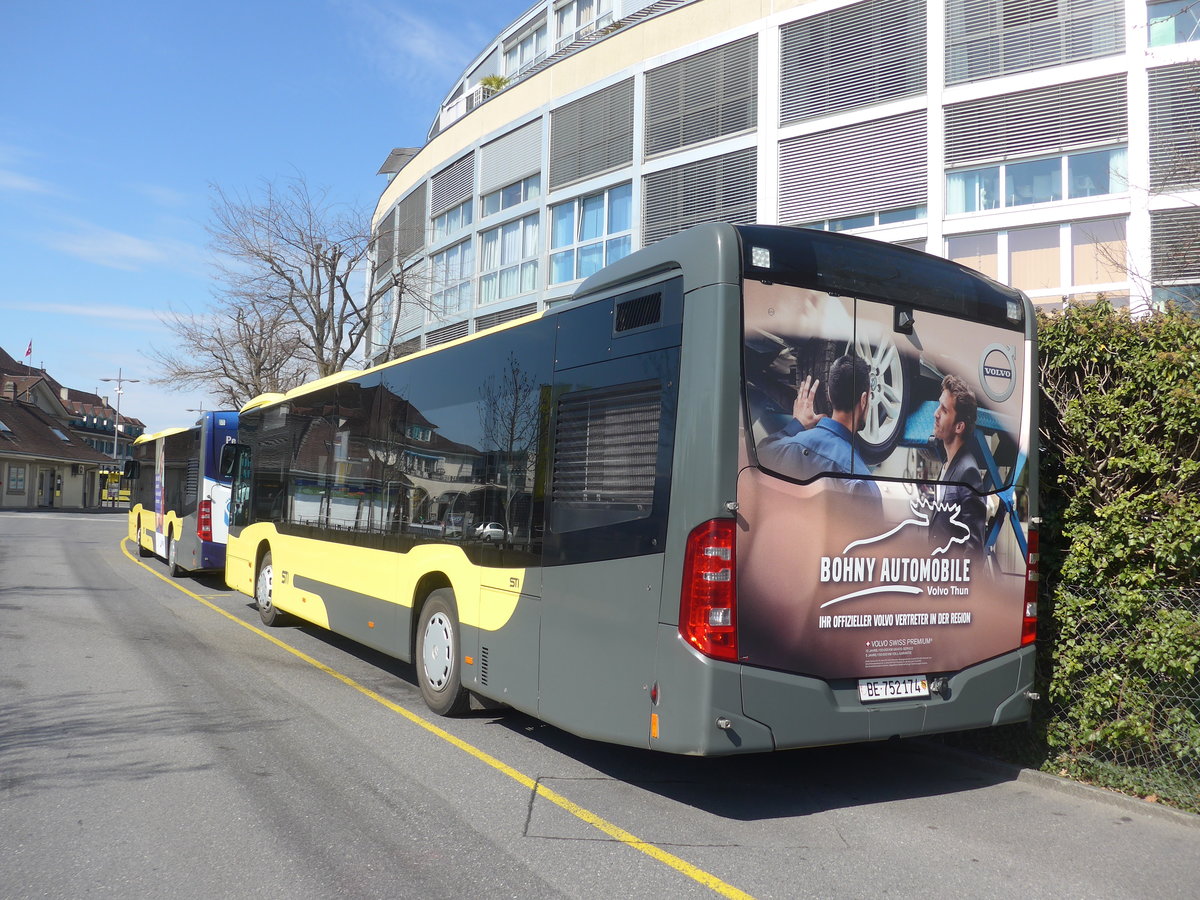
left=979, top=344, right=1016, bottom=402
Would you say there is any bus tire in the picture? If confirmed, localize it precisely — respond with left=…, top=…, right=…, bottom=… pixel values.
left=137, top=528, right=152, bottom=558
left=256, top=551, right=288, bottom=627
left=416, top=589, right=471, bottom=717
left=167, top=537, right=184, bottom=578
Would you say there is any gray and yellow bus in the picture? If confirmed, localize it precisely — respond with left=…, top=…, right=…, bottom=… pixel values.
left=222, top=223, right=1037, bottom=754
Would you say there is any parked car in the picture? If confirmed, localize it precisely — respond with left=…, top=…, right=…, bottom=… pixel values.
left=474, top=521, right=506, bottom=542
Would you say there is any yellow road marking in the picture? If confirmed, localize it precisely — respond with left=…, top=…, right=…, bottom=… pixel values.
left=120, top=539, right=755, bottom=899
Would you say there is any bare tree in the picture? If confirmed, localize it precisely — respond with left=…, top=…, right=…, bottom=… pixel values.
left=207, top=174, right=373, bottom=377
left=148, top=298, right=309, bottom=408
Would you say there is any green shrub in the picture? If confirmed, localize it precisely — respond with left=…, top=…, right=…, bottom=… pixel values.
left=951, top=301, right=1200, bottom=812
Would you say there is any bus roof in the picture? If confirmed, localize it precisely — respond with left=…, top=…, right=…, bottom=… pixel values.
left=239, top=307, right=548, bottom=414
left=133, top=425, right=191, bottom=445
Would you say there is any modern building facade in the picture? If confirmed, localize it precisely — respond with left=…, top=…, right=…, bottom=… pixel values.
left=367, top=0, right=1200, bottom=361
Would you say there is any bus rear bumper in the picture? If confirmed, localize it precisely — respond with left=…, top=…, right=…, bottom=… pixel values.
left=739, top=645, right=1036, bottom=752
left=652, top=628, right=1035, bottom=754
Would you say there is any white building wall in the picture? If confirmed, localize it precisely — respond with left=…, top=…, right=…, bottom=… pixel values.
left=366, top=0, right=1200, bottom=361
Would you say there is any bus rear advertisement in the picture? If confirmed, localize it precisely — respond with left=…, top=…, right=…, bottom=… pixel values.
left=128, top=411, right=238, bottom=576
left=221, top=223, right=1036, bottom=755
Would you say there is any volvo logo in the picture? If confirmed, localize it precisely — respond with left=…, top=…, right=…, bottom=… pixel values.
left=979, top=344, right=1016, bottom=402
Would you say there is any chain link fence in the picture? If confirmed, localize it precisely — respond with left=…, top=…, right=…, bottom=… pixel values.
left=943, top=586, right=1200, bottom=813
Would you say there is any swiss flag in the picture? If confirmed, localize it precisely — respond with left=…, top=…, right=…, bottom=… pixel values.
left=24, top=340, right=32, bottom=360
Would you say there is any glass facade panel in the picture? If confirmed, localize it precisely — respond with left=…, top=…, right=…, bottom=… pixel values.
left=549, top=183, right=634, bottom=285
left=1149, top=1, right=1200, bottom=46
left=1071, top=218, right=1127, bottom=285
left=1068, top=147, right=1127, bottom=197
left=1009, top=226, right=1061, bottom=291
left=479, top=213, right=539, bottom=304
left=947, top=167, right=1000, bottom=213
left=946, top=232, right=999, bottom=280
left=1007, top=157, right=1062, bottom=206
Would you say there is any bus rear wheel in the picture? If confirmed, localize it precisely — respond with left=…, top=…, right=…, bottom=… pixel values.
left=416, top=589, right=471, bottom=716
left=167, top=537, right=183, bottom=578
left=256, top=551, right=288, bottom=627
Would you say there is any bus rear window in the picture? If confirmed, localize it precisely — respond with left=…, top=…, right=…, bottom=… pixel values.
left=743, top=281, right=1026, bottom=499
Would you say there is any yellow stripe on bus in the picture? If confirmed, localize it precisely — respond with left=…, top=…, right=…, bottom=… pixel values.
left=119, top=538, right=755, bottom=899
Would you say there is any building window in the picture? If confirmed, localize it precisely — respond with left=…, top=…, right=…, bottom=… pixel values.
left=1152, top=284, right=1200, bottom=311
left=947, top=233, right=1000, bottom=279
left=947, top=147, right=1126, bottom=214
left=6, top=464, right=25, bottom=493
left=801, top=206, right=928, bottom=233
left=1149, top=1, right=1200, bottom=46
left=504, top=23, right=547, bottom=75
left=479, top=213, right=540, bottom=304
left=555, top=0, right=613, bottom=49
left=432, top=199, right=472, bottom=242
left=549, top=183, right=632, bottom=284
left=431, top=240, right=473, bottom=316
left=482, top=174, right=541, bottom=218
left=1072, top=218, right=1127, bottom=286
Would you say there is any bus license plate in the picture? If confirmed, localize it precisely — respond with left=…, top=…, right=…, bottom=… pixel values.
left=858, top=675, right=930, bottom=703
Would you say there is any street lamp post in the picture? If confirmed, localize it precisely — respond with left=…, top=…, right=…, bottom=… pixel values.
left=100, top=368, right=140, bottom=460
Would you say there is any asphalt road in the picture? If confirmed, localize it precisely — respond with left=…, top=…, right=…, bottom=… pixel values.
left=2, top=512, right=1196, bottom=899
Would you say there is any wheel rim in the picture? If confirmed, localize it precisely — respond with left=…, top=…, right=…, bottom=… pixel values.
left=257, top=564, right=273, bottom=612
left=168, top=540, right=176, bottom=568
left=421, top=612, right=454, bottom=691
left=852, top=331, right=905, bottom=449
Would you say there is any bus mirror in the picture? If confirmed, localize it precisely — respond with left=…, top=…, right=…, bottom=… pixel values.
left=122, top=460, right=140, bottom=479
left=220, top=443, right=244, bottom=478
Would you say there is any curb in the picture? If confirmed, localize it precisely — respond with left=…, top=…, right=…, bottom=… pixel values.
left=917, top=740, right=1200, bottom=829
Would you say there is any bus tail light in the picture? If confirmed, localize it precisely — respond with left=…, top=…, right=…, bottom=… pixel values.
left=1021, top=523, right=1039, bottom=646
left=680, top=518, right=738, bottom=662
left=198, top=499, right=213, bottom=542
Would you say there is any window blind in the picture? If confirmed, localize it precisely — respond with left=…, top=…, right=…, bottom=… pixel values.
left=396, top=182, right=428, bottom=263
left=642, top=147, right=757, bottom=244
left=429, top=153, right=474, bottom=217
left=645, top=35, right=757, bottom=157
left=549, top=78, right=634, bottom=190
left=1151, top=208, right=1200, bottom=283
left=373, top=208, right=396, bottom=275
left=1149, top=62, right=1200, bottom=191
left=481, top=120, right=543, bottom=194
left=778, top=112, right=926, bottom=224
left=944, top=74, right=1126, bottom=166
left=946, top=0, right=1124, bottom=85
left=781, top=0, right=926, bottom=124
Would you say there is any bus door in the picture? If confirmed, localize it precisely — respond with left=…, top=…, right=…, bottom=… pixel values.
left=538, top=281, right=683, bottom=744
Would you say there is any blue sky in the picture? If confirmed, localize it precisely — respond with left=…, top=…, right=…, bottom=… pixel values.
left=0, top=0, right=526, bottom=432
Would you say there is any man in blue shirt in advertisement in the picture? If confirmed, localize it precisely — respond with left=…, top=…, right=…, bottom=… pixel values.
left=757, top=354, right=882, bottom=512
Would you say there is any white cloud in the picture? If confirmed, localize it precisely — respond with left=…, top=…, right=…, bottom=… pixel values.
left=37, top=221, right=208, bottom=275
left=0, top=168, right=56, bottom=194
left=0, top=299, right=163, bottom=322
left=336, top=0, right=486, bottom=87
left=43, top=225, right=169, bottom=270
left=130, top=182, right=190, bottom=208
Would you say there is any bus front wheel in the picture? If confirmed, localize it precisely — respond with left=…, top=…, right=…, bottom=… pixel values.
left=256, top=551, right=287, bottom=627
left=137, top=528, right=152, bottom=558
left=416, top=589, right=471, bottom=716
